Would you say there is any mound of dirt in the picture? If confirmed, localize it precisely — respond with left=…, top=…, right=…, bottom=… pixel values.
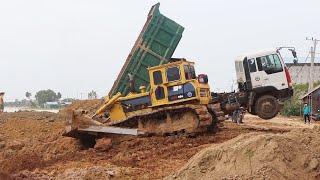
left=3, top=110, right=314, bottom=179
left=54, top=164, right=136, bottom=180
left=0, top=111, right=56, bottom=124
left=2, top=110, right=271, bottom=179
left=59, top=99, right=102, bottom=116
left=12, top=164, right=135, bottom=180
left=168, top=126, right=320, bottom=180
left=0, top=112, right=82, bottom=174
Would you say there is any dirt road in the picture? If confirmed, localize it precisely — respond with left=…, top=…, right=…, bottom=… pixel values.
left=0, top=110, right=317, bottom=179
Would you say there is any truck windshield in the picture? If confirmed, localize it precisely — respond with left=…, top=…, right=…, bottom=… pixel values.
left=256, top=54, right=283, bottom=74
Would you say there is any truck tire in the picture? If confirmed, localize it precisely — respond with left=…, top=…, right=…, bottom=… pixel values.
left=255, top=95, right=279, bottom=120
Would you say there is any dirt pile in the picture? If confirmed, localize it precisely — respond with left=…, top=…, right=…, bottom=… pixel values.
left=59, top=99, right=102, bottom=116
left=0, top=111, right=130, bottom=179
left=168, top=126, right=320, bottom=180
left=0, top=112, right=81, bottom=174
left=11, top=164, right=136, bottom=180
left=0, top=111, right=56, bottom=124
left=1, top=110, right=271, bottom=179
left=1, top=109, right=314, bottom=179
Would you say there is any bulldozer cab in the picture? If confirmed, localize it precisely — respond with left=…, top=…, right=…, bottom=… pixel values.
left=148, top=59, right=211, bottom=107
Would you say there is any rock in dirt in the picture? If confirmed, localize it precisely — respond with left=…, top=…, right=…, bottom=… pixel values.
left=0, top=134, right=5, bottom=141
left=0, top=142, right=5, bottom=149
left=45, top=117, right=55, bottom=123
left=308, top=158, right=319, bottom=171
left=94, top=138, right=113, bottom=151
left=7, top=140, right=24, bottom=150
left=167, top=126, right=320, bottom=180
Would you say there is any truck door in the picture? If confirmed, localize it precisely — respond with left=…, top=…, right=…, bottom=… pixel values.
left=246, top=58, right=265, bottom=88
left=151, top=70, right=167, bottom=106
left=256, top=54, right=288, bottom=90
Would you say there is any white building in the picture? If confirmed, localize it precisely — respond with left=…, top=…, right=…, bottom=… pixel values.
left=286, top=63, right=320, bottom=84
left=44, top=102, right=60, bottom=109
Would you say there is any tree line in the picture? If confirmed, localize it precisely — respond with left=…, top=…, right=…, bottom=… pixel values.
left=24, top=89, right=62, bottom=107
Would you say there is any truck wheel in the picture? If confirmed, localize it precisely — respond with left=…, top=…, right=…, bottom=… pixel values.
left=255, top=95, right=279, bottom=120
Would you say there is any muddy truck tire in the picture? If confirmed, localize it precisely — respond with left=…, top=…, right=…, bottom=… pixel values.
left=255, top=95, right=279, bottom=120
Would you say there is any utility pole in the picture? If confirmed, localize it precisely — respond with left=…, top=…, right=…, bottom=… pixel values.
left=306, top=37, right=319, bottom=91
left=306, top=37, right=319, bottom=115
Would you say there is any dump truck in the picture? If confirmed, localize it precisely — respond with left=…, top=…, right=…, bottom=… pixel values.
left=63, top=3, right=295, bottom=139
left=109, top=3, right=184, bottom=97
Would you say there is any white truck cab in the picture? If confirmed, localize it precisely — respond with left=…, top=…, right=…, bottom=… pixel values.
left=235, top=48, right=294, bottom=119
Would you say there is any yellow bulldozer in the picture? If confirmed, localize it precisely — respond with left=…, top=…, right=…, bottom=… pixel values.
left=64, top=59, right=228, bottom=138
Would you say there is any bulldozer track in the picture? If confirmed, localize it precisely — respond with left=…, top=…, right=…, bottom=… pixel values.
left=207, top=103, right=226, bottom=122
left=107, top=102, right=225, bottom=135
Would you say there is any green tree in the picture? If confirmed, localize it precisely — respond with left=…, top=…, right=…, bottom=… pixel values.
left=88, top=90, right=97, bottom=99
left=25, top=92, right=32, bottom=100
left=35, top=89, right=59, bottom=106
left=282, top=81, right=320, bottom=116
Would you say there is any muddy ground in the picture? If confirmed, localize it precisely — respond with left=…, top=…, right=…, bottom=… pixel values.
left=0, top=108, right=318, bottom=179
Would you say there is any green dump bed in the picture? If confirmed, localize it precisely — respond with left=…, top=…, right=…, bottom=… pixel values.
left=109, top=3, right=184, bottom=96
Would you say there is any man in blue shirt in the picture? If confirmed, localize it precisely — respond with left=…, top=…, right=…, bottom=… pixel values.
left=303, top=103, right=311, bottom=124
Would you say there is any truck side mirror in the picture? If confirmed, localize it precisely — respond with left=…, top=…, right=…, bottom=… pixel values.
left=289, top=49, right=298, bottom=64
left=291, top=50, right=297, bottom=58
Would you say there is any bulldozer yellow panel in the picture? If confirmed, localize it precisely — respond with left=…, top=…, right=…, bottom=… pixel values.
left=109, top=102, right=127, bottom=122
left=94, top=92, right=122, bottom=117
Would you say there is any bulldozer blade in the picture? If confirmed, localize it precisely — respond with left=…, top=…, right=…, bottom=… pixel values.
left=77, top=126, right=144, bottom=136
left=63, top=109, right=144, bottom=138
left=63, top=109, right=103, bottom=137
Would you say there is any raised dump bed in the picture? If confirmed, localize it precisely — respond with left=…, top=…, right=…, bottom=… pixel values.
left=109, top=3, right=184, bottom=96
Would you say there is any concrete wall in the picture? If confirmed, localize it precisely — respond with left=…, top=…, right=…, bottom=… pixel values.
left=286, top=63, right=320, bottom=84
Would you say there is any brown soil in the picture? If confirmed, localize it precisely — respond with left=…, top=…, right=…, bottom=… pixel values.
left=168, top=123, right=320, bottom=179
left=0, top=101, right=318, bottom=179
left=59, top=99, right=102, bottom=116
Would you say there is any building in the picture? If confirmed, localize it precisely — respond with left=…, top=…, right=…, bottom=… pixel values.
left=301, top=84, right=320, bottom=115
left=286, top=63, right=320, bottom=84
left=44, top=102, right=60, bottom=109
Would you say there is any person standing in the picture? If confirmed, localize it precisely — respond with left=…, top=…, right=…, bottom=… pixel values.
left=303, top=103, right=311, bottom=124
left=0, top=92, right=4, bottom=113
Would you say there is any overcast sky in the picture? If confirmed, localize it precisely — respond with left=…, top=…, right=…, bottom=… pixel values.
left=1, top=0, right=319, bottom=101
